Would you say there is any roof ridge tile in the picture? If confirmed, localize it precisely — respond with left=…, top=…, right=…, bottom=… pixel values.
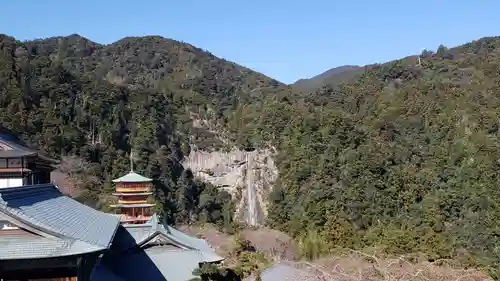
left=0, top=184, right=120, bottom=251
left=0, top=184, right=57, bottom=202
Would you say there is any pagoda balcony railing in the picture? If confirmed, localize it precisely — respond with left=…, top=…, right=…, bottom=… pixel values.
left=115, top=185, right=152, bottom=192
left=118, top=214, right=152, bottom=223
left=118, top=199, right=149, bottom=204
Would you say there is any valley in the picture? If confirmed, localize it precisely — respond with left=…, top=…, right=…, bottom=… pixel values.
left=2, top=33, right=500, bottom=279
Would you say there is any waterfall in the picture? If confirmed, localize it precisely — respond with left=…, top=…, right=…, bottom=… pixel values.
left=182, top=147, right=278, bottom=227
left=246, top=153, right=258, bottom=226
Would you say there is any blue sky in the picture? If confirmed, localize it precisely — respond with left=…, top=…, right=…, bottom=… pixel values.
left=1, top=1, right=499, bottom=83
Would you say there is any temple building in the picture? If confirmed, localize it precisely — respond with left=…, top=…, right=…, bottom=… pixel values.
left=110, top=170, right=155, bottom=224
left=0, top=133, right=57, bottom=188
left=0, top=184, right=118, bottom=281
left=0, top=183, right=223, bottom=281
left=0, top=133, right=59, bottom=230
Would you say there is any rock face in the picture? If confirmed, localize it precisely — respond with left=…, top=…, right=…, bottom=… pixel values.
left=182, top=147, right=278, bottom=226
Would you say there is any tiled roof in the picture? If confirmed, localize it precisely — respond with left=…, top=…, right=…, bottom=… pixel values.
left=93, top=246, right=217, bottom=281
left=0, top=134, right=58, bottom=163
left=142, top=247, right=221, bottom=280
left=0, top=235, right=102, bottom=260
left=112, top=171, right=152, bottom=183
left=93, top=213, right=224, bottom=281
left=0, top=134, right=34, bottom=153
left=0, top=150, right=36, bottom=158
left=0, top=184, right=120, bottom=259
left=112, top=214, right=223, bottom=262
left=166, top=224, right=220, bottom=255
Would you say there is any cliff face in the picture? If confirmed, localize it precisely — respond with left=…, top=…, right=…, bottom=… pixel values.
left=182, top=147, right=278, bottom=226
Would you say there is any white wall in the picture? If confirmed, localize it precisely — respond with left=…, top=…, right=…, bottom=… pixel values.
left=0, top=178, right=23, bottom=189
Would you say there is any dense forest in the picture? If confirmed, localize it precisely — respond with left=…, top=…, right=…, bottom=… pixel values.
left=2, top=33, right=500, bottom=277
left=0, top=33, right=285, bottom=228
left=292, top=64, right=363, bottom=92
left=263, top=39, right=500, bottom=277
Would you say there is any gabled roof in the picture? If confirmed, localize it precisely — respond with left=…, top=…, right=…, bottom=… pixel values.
left=0, top=184, right=120, bottom=259
left=112, top=171, right=152, bottom=183
left=164, top=224, right=218, bottom=255
left=0, top=134, right=34, bottom=154
left=0, top=134, right=58, bottom=163
left=0, top=235, right=102, bottom=260
left=112, top=214, right=223, bottom=262
left=93, top=213, right=224, bottom=281
left=93, top=246, right=219, bottom=281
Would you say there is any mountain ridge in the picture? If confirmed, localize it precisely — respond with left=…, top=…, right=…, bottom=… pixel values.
left=0, top=32, right=287, bottom=228
left=2, top=32, right=500, bottom=278
left=17, top=33, right=286, bottom=86
left=292, top=65, right=364, bottom=91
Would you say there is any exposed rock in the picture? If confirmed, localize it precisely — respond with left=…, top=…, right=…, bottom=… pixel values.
left=180, top=225, right=299, bottom=263
left=182, top=147, right=278, bottom=226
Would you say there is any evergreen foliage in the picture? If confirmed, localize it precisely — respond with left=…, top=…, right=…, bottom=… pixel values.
left=2, top=33, right=500, bottom=277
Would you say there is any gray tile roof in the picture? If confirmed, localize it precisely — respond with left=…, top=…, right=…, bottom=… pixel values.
left=0, top=134, right=35, bottom=153
left=0, top=150, right=37, bottom=158
left=0, top=134, right=57, bottom=163
left=92, top=246, right=217, bottom=281
left=122, top=214, right=222, bottom=259
left=0, top=184, right=120, bottom=258
left=0, top=235, right=102, bottom=260
left=166, top=225, right=220, bottom=255
left=92, top=214, right=224, bottom=281
left=143, top=247, right=218, bottom=280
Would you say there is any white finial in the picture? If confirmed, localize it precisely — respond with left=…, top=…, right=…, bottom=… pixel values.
left=130, top=150, right=134, bottom=172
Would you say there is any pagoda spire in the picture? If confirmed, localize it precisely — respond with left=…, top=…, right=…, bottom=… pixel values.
left=129, top=150, right=134, bottom=172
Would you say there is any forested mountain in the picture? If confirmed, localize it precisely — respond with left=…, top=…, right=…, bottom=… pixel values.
left=0, top=33, right=286, bottom=228
left=2, top=33, right=500, bottom=278
left=260, top=38, right=500, bottom=278
left=292, top=65, right=363, bottom=92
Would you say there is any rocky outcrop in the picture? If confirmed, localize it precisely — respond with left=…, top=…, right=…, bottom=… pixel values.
left=182, top=147, right=278, bottom=226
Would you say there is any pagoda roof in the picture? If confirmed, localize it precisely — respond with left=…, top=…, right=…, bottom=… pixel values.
left=0, top=184, right=120, bottom=259
left=110, top=203, right=155, bottom=208
left=112, top=192, right=153, bottom=196
left=112, top=171, right=152, bottom=183
left=0, top=134, right=58, bottom=163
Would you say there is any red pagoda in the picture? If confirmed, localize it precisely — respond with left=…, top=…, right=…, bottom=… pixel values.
left=110, top=163, right=155, bottom=224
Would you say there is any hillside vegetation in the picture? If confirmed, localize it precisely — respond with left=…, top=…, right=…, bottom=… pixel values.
left=292, top=65, right=364, bottom=92
left=2, top=33, right=500, bottom=278
left=0, top=33, right=284, bottom=228
left=243, top=38, right=500, bottom=277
